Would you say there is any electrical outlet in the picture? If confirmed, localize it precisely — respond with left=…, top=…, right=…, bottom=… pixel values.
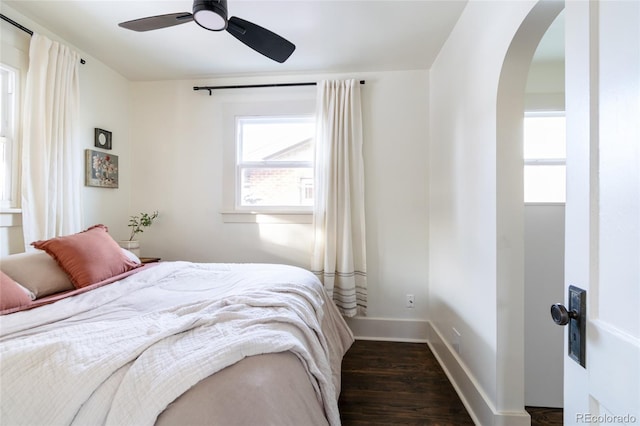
left=406, top=294, right=415, bottom=308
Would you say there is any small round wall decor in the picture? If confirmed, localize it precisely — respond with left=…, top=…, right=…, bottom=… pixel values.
left=94, top=128, right=112, bottom=150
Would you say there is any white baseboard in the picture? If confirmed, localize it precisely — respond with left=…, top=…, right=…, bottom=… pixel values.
left=426, top=321, right=531, bottom=426
left=344, top=316, right=429, bottom=342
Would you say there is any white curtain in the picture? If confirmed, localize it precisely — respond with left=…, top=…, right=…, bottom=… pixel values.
left=312, top=79, right=367, bottom=317
left=21, top=33, right=82, bottom=248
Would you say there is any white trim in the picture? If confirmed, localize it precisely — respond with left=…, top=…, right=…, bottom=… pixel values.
left=220, top=211, right=312, bottom=224
left=524, top=158, right=565, bottom=165
left=426, top=321, right=531, bottom=426
left=345, top=317, right=429, bottom=343
left=0, top=210, right=22, bottom=227
left=234, top=114, right=315, bottom=211
left=524, top=110, right=566, bottom=117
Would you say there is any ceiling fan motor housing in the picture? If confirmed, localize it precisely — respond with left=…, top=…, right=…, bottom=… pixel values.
left=193, top=0, right=228, bottom=31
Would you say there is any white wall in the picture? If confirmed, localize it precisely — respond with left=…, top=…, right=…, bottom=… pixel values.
left=428, top=0, right=562, bottom=423
left=79, top=57, right=133, bottom=240
left=0, top=4, right=132, bottom=254
left=129, top=70, right=430, bottom=330
left=524, top=204, right=564, bottom=407
left=429, top=0, right=532, bottom=415
left=525, top=61, right=564, bottom=111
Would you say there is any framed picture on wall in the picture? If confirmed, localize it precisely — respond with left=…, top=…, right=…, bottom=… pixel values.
left=94, top=128, right=112, bottom=150
left=85, top=149, right=118, bottom=188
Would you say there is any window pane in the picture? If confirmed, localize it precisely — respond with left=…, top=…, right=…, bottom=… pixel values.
left=524, top=165, right=566, bottom=203
left=0, top=69, right=5, bottom=136
left=0, top=65, right=16, bottom=207
left=524, top=116, right=566, bottom=160
left=240, top=167, right=314, bottom=207
left=239, top=117, right=314, bottom=162
left=236, top=115, right=315, bottom=210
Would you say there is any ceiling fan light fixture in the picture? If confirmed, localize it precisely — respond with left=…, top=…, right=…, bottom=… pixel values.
left=119, top=0, right=295, bottom=63
left=193, top=0, right=227, bottom=31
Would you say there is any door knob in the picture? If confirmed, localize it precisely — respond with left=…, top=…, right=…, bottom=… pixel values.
left=550, top=303, right=579, bottom=325
left=550, top=285, right=587, bottom=368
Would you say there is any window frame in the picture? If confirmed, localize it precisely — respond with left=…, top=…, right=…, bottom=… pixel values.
left=234, top=114, right=315, bottom=212
left=0, top=63, right=20, bottom=210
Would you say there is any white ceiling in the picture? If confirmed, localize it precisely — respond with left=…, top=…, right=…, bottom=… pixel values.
left=3, top=0, right=471, bottom=81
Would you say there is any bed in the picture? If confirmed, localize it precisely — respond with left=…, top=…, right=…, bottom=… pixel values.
left=0, top=225, right=354, bottom=425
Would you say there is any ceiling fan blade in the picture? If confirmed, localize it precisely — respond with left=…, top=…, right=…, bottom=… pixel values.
left=226, top=16, right=295, bottom=63
left=119, top=12, right=194, bottom=32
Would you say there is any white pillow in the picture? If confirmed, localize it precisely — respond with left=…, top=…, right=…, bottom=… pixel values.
left=0, top=250, right=75, bottom=298
left=16, top=281, right=36, bottom=300
left=121, top=247, right=142, bottom=264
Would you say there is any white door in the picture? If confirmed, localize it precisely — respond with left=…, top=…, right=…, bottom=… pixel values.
left=564, top=1, right=640, bottom=425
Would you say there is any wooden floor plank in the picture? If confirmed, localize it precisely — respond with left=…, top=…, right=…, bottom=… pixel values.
left=527, top=406, right=564, bottom=426
left=339, top=340, right=474, bottom=425
left=339, top=340, right=563, bottom=425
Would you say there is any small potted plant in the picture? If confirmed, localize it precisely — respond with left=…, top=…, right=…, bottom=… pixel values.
left=119, top=211, right=158, bottom=256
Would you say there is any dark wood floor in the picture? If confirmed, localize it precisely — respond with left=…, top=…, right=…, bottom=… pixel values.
left=339, top=340, right=563, bottom=425
left=527, top=406, right=564, bottom=426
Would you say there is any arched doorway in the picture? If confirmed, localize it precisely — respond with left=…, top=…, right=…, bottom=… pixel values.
left=496, top=0, right=564, bottom=419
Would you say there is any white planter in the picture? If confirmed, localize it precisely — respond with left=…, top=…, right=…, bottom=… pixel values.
left=118, top=240, right=140, bottom=257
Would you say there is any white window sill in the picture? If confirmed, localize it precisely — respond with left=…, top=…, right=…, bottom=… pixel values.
left=0, top=208, right=22, bottom=227
left=221, top=211, right=313, bottom=224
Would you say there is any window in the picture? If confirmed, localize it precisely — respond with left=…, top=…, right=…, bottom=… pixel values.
left=235, top=115, right=315, bottom=210
left=524, top=113, right=566, bottom=203
left=0, top=64, right=18, bottom=209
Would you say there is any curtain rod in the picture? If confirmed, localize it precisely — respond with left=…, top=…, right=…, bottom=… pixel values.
left=193, top=80, right=365, bottom=96
left=1, top=13, right=86, bottom=64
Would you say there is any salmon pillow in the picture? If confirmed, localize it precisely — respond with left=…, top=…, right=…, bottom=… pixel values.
left=32, top=225, right=141, bottom=289
left=0, top=271, right=33, bottom=313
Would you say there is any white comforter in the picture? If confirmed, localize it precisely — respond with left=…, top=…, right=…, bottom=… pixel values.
left=0, top=262, right=341, bottom=426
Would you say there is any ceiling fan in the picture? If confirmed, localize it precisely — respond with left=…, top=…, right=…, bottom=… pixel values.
left=118, top=0, right=295, bottom=63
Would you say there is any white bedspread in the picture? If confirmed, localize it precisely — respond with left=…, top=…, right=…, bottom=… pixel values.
left=0, top=262, right=342, bottom=426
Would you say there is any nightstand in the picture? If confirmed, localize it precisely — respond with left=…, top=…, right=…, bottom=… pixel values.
left=139, top=257, right=161, bottom=264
